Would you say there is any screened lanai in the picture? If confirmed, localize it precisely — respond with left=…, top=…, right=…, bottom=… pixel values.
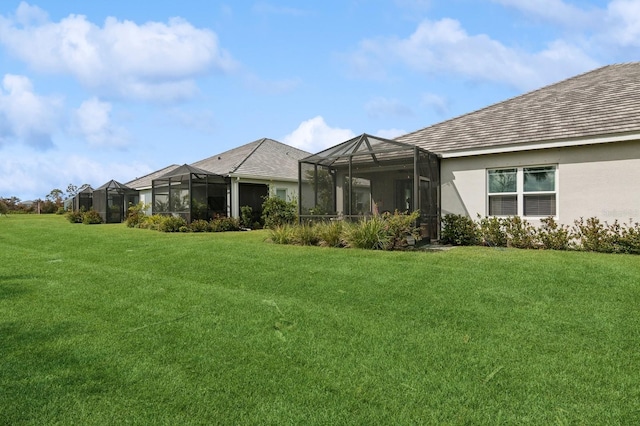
left=72, top=185, right=93, bottom=212
left=298, top=133, right=441, bottom=240
left=93, top=180, right=139, bottom=223
left=152, top=164, right=229, bottom=222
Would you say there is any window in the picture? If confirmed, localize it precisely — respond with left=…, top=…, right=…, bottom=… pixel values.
left=487, top=166, right=556, bottom=217
left=275, top=188, right=287, bottom=200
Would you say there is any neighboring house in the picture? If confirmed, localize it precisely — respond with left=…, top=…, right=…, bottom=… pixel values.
left=126, top=164, right=181, bottom=214
left=395, top=62, right=640, bottom=226
left=191, top=138, right=310, bottom=222
left=301, top=63, right=640, bottom=236
left=127, top=138, right=310, bottom=222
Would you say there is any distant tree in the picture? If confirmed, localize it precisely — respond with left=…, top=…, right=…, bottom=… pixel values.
left=66, top=183, right=92, bottom=199
left=66, top=184, right=79, bottom=198
left=0, top=199, right=8, bottom=216
left=46, top=189, right=64, bottom=204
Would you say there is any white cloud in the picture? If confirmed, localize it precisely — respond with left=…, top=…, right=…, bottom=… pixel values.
left=604, top=0, right=640, bottom=47
left=349, top=17, right=599, bottom=91
left=0, top=146, right=152, bottom=199
left=0, top=74, right=62, bottom=149
left=283, top=116, right=355, bottom=153
left=0, top=3, right=237, bottom=102
left=72, top=98, right=128, bottom=148
left=364, top=97, right=413, bottom=119
left=375, top=128, right=407, bottom=139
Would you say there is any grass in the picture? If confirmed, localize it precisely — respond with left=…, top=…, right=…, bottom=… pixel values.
left=1, top=215, right=639, bottom=424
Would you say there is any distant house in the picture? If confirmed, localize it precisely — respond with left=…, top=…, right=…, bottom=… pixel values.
left=301, top=63, right=640, bottom=236
left=127, top=138, right=310, bottom=223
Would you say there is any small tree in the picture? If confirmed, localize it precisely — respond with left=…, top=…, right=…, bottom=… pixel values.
left=0, top=199, right=8, bottom=216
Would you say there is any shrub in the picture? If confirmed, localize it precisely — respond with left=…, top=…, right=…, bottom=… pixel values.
left=478, top=215, right=507, bottom=247
left=66, top=210, right=84, bottom=224
left=159, top=216, right=186, bottom=232
left=440, top=214, right=479, bottom=246
left=293, top=222, right=320, bottom=246
left=125, top=202, right=148, bottom=228
left=179, top=225, right=191, bottom=233
left=572, top=217, right=613, bottom=252
left=504, top=216, right=538, bottom=249
left=240, top=205, right=253, bottom=229
left=139, top=214, right=165, bottom=231
left=383, top=210, right=421, bottom=249
left=56, top=207, right=66, bottom=215
left=537, top=217, right=572, bottom=250
left=269, top=225, right=296, bottom=244
left=316, top=220, right=344, bottom=247
left=343, top=216, right=390, bottom=250
left=82, top=210, right=103, bottom=225
left=262, top=196, right=297, bottom=229
left=210, top=216, right=240, bottom=232
left=189, top=219, right=211, bottom=232
left=618, top=220, right=640, bottom=254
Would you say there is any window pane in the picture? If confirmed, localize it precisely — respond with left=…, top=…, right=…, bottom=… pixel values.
left=276, top=189, right=287, bottom=200
left=489, top=195, right=517, bottom=216
left=524, top=194, right=556, bottom=216
left=488, top=169, right=516, bottom=193
left=524, top=167, right=555, bottom=192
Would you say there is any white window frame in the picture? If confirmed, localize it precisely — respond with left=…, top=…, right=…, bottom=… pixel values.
left=275, top=188, right=287, bottom=201
left=487, top=165, right=558, bottom=217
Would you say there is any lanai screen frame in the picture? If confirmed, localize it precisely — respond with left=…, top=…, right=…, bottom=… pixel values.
left=298, top=133, right=441, bottom=240
left=93, top=180, right=139, bottom=223
left=152, top=165, right=229, bottom=223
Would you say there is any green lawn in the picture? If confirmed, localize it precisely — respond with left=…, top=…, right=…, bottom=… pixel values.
left=1, top=215, right=639, bottom=425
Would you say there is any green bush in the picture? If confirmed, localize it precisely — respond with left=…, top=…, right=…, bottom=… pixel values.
left=269, top=225, right=296, bottom=244
left=383, top=210, right=421, bottom=249
left=125, top=202, right=148, bottom=228
left=440, top=214, right=479, bottom=246
left=316, top=221, right=344, bottom=247
left=262, top=196, right=297, bottom=229
left=189, top=219, right=211, bottom=232
left=82, top=210, right=103, bottom=225
left=159, top=216, right=186, bottom=232
left=293, top=222, right=320, bottom=246
left=343, top=216, right=390, bottom=250
left=139, top=214, right=165, bottom=230
left=617, top=220, right=640, bottom=254
left=56, top=207, right=66, bottom=215
left=240, top=205, right=253, bottom=229
left=66, top=210, right=84, bottom=223
left=572, top=217, right=613, bottom=252
left=210, top=216, right=240, bottom=232
left=478, top=215, right=507, bottom=247
left=504, top=216, right=538, bottom=249
left=538, top=217, right=572, bottom=250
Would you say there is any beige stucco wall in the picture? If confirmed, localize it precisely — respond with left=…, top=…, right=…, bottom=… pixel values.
left=441, top=140, right=640, bottom=225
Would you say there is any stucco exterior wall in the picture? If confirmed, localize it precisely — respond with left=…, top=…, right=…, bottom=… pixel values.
left=441, top=140, right=640, bottom=225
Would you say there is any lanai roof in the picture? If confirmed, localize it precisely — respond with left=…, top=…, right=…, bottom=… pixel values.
left=192, top=138, right=311, bottom=181
left=396, top=62, right=640, bottom=156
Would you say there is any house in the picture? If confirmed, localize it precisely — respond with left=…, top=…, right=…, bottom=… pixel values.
left=127, top=138, right=310, bottom=223
left=300, top=63, right=640, bottom=236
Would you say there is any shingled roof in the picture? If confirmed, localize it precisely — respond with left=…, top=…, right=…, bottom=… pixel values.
left=126, top=164, right=180, bottom=190
left=192, top=138, right=311, bottom=181
left=396, top=62, right=640, bottom=156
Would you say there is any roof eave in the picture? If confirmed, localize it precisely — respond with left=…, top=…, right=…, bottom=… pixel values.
left=439, top=130, right=640, bottom=159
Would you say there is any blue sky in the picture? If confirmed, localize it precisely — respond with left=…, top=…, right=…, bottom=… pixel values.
left=0, top=0, right=636, bottom=200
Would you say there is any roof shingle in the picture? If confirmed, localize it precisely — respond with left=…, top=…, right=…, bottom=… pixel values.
left=396, top=63, right=640, bottom=155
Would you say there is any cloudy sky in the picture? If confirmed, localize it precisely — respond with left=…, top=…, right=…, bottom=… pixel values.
left=0, top=0, right=637, bottom=200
